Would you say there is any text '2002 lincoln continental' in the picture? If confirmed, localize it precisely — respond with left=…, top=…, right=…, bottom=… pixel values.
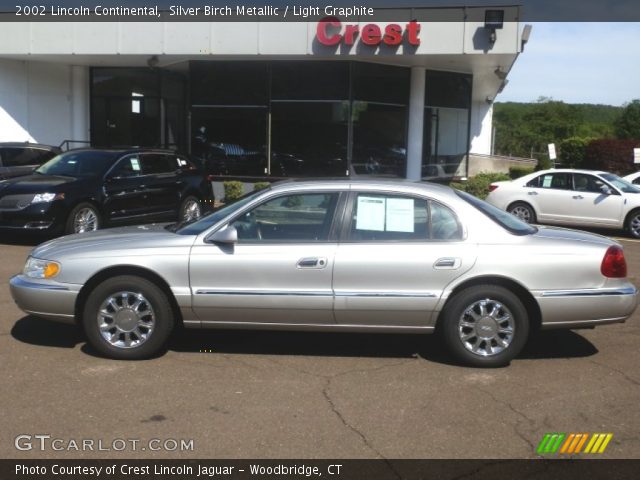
left=9, top=179, right=638, bottom=367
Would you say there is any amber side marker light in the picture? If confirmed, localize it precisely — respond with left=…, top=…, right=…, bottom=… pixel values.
left=601, top=245, right=627, bottom=278
left=43, top=262, right=60, bottom=279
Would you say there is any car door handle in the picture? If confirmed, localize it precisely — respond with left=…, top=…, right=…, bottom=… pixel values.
left=527, top=191, right=538, bottom=195
left=297, top=257, right=327, bottom=269
left=572, top=195, right=584, bottom=199
left=434, top=257, right=461, bottom=269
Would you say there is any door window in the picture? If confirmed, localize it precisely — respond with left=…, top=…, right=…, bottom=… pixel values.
left=231, top=193, right=338, bottom=243
left=110, top=156, right=143, bottom=178
left=347, top=193, right=462, bottom=241
left=572, top=173, right=606, bottom=193
left=0, top=147, right=35, bottom=167
left=528, top=173, right=571, bottom=190
left=142, top=154, right=176, bottom=175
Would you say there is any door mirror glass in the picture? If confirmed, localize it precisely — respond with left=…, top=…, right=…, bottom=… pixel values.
left=206, top=225, right=238, bottom=244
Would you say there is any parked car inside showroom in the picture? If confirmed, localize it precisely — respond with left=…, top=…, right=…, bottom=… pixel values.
left=0, top=148, right=211, bottom=235
left=486, top=168, right=640, bottom=238
left=9, top=179, right=637, bottom=367
left=0, top=142, right=61, bottom=180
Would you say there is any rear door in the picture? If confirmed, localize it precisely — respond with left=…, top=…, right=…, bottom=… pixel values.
left=332, top=191, right=477, bottom=327
left=190, top=191, right=342, bottom=325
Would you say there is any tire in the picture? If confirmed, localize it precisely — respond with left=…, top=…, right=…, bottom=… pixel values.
left=65, top=202, right=101, bottom=235
left=82, top=275, right=175, bottom=360
left=507, top=202, right=536, bottom=224
left=626, top=209, right=640, bottom=239
left=440, top=285, right=529, bottom=368
left=178, top=195, right=202, bottom=223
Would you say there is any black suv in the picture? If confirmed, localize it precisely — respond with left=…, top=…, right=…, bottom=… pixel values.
left=0, top=148, right=211, bottom=235
left=0, top=143, right=61, bottom=180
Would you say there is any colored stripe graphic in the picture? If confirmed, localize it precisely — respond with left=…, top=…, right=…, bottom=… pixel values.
left=540, top=433, right=613, bottom=454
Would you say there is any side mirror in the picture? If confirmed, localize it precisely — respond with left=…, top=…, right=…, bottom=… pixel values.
left=600, top=184, right=613, bottom=195
left=206, top=225, right=237, bottom=244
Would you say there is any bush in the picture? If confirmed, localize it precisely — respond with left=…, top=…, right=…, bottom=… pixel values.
left=583, top=139, right=640, bottom=175
left=450, top=172, right=511, bottom=199
left=508, top=166, right=535, bottom=179
left=223, top=181, right=244, bottom=203
left=535, top=156, right=553, bottom=171
left=559, top=136, right=592, bottom=168
left=253, top=182, right=270, bottom=192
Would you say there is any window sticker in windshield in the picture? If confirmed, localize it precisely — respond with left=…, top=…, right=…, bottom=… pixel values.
left=386, top=198, right=415, bottom=233
left=356, top=196, right=385, bottom=231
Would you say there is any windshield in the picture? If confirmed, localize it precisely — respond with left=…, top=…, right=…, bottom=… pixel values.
left=35, top=150, right=118, bottom=177
left=600, top=173, right=640, bottom=193
left=175, top=189, right=266, bottom=235
left=455, top=190, right=537, bottom=235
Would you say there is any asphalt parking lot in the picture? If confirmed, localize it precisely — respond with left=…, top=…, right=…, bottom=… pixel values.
left=0, top=232, right=639, bottom=460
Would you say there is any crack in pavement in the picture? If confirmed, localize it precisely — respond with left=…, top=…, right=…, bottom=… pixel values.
left=472, top=385, right=541, bottom=458
left=589, top=359, right=640, bottom=387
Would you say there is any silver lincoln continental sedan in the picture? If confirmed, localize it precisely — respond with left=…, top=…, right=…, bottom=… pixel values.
left=9, top=180, right=638, bottom=367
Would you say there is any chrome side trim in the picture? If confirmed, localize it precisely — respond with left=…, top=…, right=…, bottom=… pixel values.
left=195, top=290, right=332, bottom=296
left=335, top=291, right=438, bottom=298
left=10, top=276, right=70, bottom=291
left=194, top=289, right=438, bottom=298
left=540, top=287, right=638, bottom=297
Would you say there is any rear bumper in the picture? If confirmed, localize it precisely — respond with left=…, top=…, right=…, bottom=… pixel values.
left=535, top=286, right=638, bottom=329
left=9, top=275, right=79, bottom=324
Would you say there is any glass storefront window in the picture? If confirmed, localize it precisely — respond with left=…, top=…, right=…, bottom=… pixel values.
left=191, top=107, right=268, bottom=176
left=352, top=102, right=407, bottom=177
left=271, top=102, right=348, bottom=177
left=352, top=62, right=410, bottom=104
left=190, top=61, right=268, bottom=106
left=271, top=61, right=349, bottom=101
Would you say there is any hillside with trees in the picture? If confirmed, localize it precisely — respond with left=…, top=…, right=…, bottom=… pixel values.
left=493, top=98, right=640, bottom=174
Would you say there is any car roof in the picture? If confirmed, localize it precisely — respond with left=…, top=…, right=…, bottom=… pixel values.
left=269, top=177, right=455, bottom=195
left=534, top=168, right=609, bottom=175
left=62, top=147, right=180, bottom=156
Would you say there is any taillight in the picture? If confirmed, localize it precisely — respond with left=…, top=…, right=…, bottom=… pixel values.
left=489, top=184, right=499, bottom=192
left=601, top=246, right=627, bottom=278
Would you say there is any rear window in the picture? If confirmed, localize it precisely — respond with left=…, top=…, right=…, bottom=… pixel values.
left=455, top=190, right=537, bottom=235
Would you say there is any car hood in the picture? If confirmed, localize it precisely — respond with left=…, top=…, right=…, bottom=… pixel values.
left=0, top=174, right=81, bottom=195
left=31, top=224, right=196, bottom=260
left=533, top=225, right=618, bottom=247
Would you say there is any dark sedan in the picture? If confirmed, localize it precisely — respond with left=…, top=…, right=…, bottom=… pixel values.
left=0, top=148, right=211, bottom=235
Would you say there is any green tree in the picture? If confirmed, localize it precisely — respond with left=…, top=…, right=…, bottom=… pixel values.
left=559, top=137, right=592, bottom=168
left=615, top=99, right=640, bottom=139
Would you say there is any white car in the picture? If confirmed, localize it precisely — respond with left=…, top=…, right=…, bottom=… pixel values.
left=486, top=169, right=640, bottom=238
left=623, top=171, right=640, bottom=186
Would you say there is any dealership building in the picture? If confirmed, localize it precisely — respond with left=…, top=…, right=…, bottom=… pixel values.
left=0, top=5, right=528, bottom=180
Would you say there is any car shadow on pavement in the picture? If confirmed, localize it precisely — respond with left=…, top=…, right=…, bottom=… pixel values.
left=11, top=315, right=84, bottom=348
left=11, top=317, right=598, bottom=365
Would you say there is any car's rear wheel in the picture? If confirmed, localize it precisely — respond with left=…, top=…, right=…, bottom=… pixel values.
left=179, top=196, right=202, bottom=223
left=626, top=209, right=640, bottom=239
left=66, top=202, right=100, bottom=234
left=507, top=202, right=536, bottom=224
left=82, top=275, right=175, bottom=360
left=440, top=285, right=529, bottom=367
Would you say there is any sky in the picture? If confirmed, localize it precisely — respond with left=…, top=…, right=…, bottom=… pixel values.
left=496, top=22, right=640, bottom=106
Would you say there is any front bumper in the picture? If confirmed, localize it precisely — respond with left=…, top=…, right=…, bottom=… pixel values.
left=535, top=285, right=638, bottom=329
left=9, top=275, right=80, bottom=324
left=0, top=201, right=66, bottom=232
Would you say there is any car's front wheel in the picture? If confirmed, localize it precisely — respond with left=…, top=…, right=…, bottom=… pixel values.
left=626, top=209, right=640, bottom=239
left=179, top=196, right=202, bottom=223
left=82, top=275, right=175, bottom=360
left=66, top=202, right=101, bottom=234
left=440, top=285, right=529, bottom=368
left=507, top=202, right=536, bottom=224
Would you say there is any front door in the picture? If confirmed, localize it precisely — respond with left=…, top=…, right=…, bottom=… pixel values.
left=570, top=173, right=625, bottom=227
left=102, top=154, right=150, bottom=222
left=189, top=191, right=341, bottom=326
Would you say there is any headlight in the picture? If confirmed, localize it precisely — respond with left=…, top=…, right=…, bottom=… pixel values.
left=31, top=192, right=64, bottom=204
left=23, top=257, right=61, bottom=279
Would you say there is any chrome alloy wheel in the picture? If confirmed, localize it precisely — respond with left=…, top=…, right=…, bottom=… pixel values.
left=630, top=213, right=640, bottom=238
left=97, top=291, right=155, bottom=349
left=73, top=207, right=98, bottom=233
left=182, top=199, right=202, bottom=223
left=457, top=298, right=515, bottom=357
left=510, top=205, right=531, bottom=223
